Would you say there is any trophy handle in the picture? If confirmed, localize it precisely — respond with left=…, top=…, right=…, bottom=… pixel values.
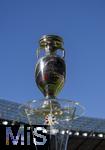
left=59, top=48, right=65, bottom=59
left=36, top=47, right=42, bottom=58
left=36, top=47, right=65, bottom=59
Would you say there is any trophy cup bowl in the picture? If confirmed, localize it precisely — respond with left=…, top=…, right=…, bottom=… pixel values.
left=35, top=56, right=66, bottom=99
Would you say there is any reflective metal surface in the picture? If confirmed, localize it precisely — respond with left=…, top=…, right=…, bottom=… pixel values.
left=35, top=35, right=66, bottom=99
left=35, top=56, right=66, bottom=98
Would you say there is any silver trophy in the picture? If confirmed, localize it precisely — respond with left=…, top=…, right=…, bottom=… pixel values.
left=35, top=35, right=66, bottom=99
left=19, top=35, right=85, bottom=149
left=20, top=35, right=84, bottom=127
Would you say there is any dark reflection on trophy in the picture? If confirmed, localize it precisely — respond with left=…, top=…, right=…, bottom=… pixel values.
left=35, top=35, right=66, bottom=99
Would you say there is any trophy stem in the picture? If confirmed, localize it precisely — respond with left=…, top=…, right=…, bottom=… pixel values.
left=45, top=95, right=56, bottom=100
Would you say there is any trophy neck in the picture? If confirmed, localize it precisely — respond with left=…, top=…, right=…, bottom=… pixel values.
left=39, top=35, right=64, bottom=55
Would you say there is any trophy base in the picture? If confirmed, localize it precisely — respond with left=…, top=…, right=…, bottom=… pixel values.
left=19, top=98, right=85, bottom=129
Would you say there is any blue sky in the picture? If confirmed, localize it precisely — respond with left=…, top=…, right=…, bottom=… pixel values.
left=0, top=0, right=105, bottom=118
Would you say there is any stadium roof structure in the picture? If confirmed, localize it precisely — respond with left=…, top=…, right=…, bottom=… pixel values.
left=0, top=98, right=105, bottom=149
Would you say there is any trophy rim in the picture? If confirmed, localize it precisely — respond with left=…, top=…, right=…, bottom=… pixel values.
left=39, top=35, right=64, bottom=50
left=39, top=35, right=64, bottom=43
